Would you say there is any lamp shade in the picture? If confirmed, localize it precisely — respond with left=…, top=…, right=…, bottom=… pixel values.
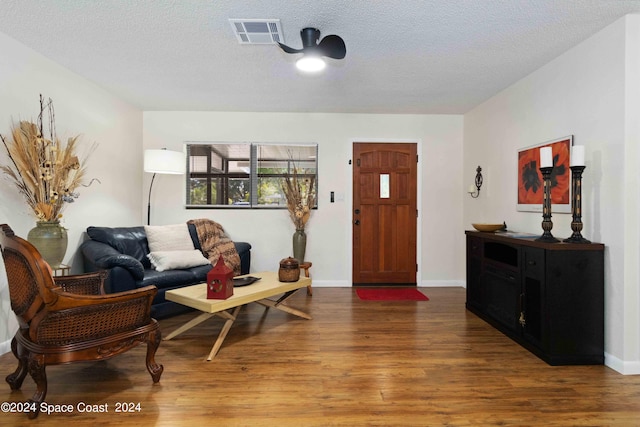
left=144, top=149, right=184, bottom=174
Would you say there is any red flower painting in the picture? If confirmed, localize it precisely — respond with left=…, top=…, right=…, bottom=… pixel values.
left=518, top=138, right=571, bottom=208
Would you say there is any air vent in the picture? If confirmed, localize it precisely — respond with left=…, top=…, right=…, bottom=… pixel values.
left=229, top=19, right=284, bottom=45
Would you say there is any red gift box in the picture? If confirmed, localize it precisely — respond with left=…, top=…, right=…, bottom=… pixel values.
left=206, top=255, right=234, bottom=300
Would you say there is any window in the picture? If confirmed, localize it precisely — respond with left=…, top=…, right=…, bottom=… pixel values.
left=186, top=143, right=318, bottom=208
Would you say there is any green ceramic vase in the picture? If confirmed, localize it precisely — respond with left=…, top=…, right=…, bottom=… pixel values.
left=27, top=221, right=68, bottom=269
left=292, top=228, right=307, bottom=263
left=293, top=228, right=307, bottom=263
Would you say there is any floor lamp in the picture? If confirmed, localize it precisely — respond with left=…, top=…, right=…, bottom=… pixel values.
left=144, top=149, right=184, bottom=225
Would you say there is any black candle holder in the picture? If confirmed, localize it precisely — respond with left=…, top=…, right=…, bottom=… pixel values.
left=564, top=165, right=591, bottom=243
left=536, top=166, right=560, bottom=243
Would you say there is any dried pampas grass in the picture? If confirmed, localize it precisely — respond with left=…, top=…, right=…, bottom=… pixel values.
left=282, top=166, right=316, bottom=230
left=1, top=95, right=96, bottom=221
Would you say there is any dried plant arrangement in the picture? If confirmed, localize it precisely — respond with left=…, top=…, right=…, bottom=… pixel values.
left=0, top=95, right=96, bottom=222
left=282, top=166, right=316, bottom=230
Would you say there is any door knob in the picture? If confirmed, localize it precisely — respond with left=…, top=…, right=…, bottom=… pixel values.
left=354, top=209, right=360, bottom=214
left=354, top=219, right=360, bottom=225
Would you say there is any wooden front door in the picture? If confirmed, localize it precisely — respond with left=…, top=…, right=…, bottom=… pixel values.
left=352, top=142, right=417, bottom=285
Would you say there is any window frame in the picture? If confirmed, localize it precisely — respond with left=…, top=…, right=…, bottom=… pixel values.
left=185, top=142, right=318, bottom=209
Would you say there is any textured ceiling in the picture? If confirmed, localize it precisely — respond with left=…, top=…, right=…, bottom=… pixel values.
left=2, top=0, right=640, bottom=114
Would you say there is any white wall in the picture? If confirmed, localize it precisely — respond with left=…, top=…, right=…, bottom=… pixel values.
left=143, top=112, right=465, bottom=287
left=463, top=15, right=640, bottom=374
left=0, top=32, right=143, bottom=354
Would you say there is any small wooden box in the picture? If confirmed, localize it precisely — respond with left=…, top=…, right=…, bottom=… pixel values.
left=206, top=255, right=234, bottom=299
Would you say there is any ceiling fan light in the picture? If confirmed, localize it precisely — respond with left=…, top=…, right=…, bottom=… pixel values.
left=296, top=55, right=326, bottom=72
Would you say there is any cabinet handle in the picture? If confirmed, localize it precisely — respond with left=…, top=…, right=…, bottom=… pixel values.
left=527, top=260, right=536, bottom=266
left=519, top=312, right=526, bottom=327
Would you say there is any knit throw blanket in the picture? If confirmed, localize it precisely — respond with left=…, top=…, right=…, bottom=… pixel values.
left=188, top=218, right=241, bottom=276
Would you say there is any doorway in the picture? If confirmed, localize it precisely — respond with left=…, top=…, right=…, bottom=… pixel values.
left=352, top=142, right=418, bottom=285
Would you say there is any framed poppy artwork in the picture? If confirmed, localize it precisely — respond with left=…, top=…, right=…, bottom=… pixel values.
left=517, top=136, right=572, bottom=213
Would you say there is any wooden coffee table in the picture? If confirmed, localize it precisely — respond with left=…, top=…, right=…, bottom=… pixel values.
left=164, top=271, right=311, bottom=361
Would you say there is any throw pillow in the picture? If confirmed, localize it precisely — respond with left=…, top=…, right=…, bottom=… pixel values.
left=147, top=250, right=211, bottom=272
left=145, top=223, right=194, bottom=252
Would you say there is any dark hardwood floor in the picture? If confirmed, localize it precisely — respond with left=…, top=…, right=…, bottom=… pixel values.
left=1, top=287, right=639, bottom=426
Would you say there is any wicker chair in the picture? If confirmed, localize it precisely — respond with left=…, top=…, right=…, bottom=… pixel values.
left=0, top=224, right=163, bottom=418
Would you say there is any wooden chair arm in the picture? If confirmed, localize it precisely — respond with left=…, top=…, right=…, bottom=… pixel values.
left=47, top=285, right=158, bottom=311
left=54, top=271, right=108, bottom=295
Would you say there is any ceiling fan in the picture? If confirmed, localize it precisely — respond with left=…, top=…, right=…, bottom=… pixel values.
left=277, top=27, right=346, bottom=72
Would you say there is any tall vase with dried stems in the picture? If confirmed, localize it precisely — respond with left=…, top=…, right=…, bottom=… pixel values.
left=282, top=166, right=316, bottom=263
left=0, top=94, right=96, bottom=268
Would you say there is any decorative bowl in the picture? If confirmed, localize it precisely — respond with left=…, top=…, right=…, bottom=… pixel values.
left=472, top=223, right=504, bottom=232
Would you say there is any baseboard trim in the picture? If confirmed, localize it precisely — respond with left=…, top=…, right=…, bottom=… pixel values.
left=0, top=339, right=11, bottom=356
left=420, top=280, right=465, bottom=288
left=604, top=352, right=640, bottom=375
left=309, top=280, right=465, bottom=288
left=309, top=280, right=351, bottom=288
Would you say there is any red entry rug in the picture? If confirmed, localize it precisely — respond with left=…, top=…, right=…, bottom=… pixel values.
left=356, top=288, right=429, bottom=301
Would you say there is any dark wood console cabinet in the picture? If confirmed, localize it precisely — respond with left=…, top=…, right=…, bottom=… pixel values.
left=465, top=231, right=604, bottom=365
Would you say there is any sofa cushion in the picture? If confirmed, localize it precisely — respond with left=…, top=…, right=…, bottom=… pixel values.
left=148, top=250, right=211, bottom=272
left=144, top=224, right=194, bottom=252
left=86, top=226, right=150, bottom=268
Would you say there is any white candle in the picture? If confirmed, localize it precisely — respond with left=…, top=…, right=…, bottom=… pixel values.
left=468, top=184, right=476, bottom=194
left=571, top=145, right=585, bottom=167
left=540, top=147, right=553, bottom=168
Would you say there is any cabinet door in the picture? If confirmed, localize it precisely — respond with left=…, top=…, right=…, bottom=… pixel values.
left=484, top=264, right=520, bottom=331
left=546, top=251, right=604, bottom=361
left=466, top=237, right=483, bottom=310
left=522, top=277, right=544, bottom=347
left=522, top=247, right=545, bottom=348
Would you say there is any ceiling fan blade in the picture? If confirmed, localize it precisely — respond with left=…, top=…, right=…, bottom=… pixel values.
left=317, top=35, right=346, bottom=59
left=277, top=43, right=303, bottom=55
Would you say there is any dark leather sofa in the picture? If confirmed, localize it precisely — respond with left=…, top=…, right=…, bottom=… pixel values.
left=80, top=224, right=251, bottom=318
